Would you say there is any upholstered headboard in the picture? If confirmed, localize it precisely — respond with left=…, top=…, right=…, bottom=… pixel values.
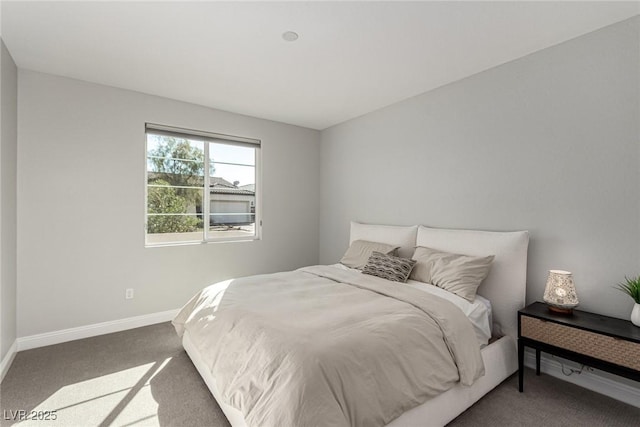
left=349, top=222, right=529, bottom=340
left=349, top=221, right=418, bottom=259
left=416, top=226, right=529, bottom=340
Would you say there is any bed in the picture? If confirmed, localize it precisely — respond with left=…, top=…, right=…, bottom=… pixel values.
left=173, top=222, right=529, bottom=427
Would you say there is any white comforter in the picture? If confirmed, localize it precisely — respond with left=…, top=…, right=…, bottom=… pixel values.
left=173, top=265, right=484, bottom=427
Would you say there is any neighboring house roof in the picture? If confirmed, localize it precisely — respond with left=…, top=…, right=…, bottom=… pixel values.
left=210, top=177, right=255, bottom=196
left=210, top=177, right=235, bottom=188
left=211, top=187, right=255, bottom=195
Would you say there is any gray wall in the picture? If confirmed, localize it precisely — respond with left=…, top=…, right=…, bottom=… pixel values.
left=319, top=17, right=640, bottom=320
left=1, top=40, right=18, bottom=361
left=17, top=71, right=320, bottom=337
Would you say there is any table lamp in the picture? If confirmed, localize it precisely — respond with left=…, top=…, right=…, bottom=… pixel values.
left=543, top=270, right=579, bottom=314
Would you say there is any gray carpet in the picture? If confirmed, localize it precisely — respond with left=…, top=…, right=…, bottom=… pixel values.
left=1, top=322, right=638, bottom=426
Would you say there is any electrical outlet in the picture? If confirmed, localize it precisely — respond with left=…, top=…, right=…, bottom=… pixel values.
left=125, top=288, right=134, bottom=299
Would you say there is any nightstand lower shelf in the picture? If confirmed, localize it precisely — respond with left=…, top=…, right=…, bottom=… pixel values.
left=518, top=338, right=640, bottom=392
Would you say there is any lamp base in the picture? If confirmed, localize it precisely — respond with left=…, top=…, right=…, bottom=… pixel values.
left=547, top=305, right=573, bottom=315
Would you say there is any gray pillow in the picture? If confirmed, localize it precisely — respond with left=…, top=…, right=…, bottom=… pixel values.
left=410, top=246, right=494, bottom=301
left=362, top=252, right=417, bottom=283
left=340, top=240, right=399, bottom=270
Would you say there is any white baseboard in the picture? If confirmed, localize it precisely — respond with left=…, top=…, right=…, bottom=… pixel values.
left=0, top=340, right=17, bottom=382
left=16, top=309, right=180, bottom=352
left=524, top=349, right=640, bottom=408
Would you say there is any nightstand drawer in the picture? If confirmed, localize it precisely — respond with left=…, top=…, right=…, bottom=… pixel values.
left=521, top=316, right=640, bottom=371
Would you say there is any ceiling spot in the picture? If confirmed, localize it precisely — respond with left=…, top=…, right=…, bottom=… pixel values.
left=282, top=31, right=299, bottom=42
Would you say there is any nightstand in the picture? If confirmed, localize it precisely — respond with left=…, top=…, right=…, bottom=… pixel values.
left=518, top=301, right=640, bottom=392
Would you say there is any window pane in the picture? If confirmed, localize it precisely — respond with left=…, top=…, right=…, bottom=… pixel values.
left=147, top=186, right=204, bottom=241
left=147, top=134, right=204, bottom=159
left=147, top=134, right=205, bottom=187
left=208, top=141, right=256, bottom=239
left=210, top=163, right=255, bottom=188
left=146, top=213, right=205, bottom=244
left=209, top=142, right=255, bottom=166
left=208, top=223, right=255, bottom=240
left=210, top=206, right=255, bottom=226
left=147, top=158, right=205, bottom=187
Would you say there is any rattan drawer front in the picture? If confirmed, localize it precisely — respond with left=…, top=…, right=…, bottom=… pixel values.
left=521, top=316, right=640, bottom=371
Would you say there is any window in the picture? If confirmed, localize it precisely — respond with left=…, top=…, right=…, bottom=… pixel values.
left=145, top=124, right=260, bottom=246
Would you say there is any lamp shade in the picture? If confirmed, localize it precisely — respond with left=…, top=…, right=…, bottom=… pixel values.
left=543, top=270, right=579, bottom=313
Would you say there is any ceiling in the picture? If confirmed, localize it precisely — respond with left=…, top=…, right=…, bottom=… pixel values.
left=2, top=1, right=638, bottom=130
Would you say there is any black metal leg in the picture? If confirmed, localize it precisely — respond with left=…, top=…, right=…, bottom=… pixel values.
left=536, top=349, right=541, bottom=375
left=518, top=338, right=524, bottom=392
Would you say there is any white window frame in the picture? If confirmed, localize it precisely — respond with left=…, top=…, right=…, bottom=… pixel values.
left=145, top=123, right=262, bottom=246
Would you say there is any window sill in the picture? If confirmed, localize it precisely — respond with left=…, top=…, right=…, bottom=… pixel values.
left=145, top=236, right=260, bottom=248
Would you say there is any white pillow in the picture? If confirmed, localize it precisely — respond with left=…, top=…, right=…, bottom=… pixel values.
left=416, top=226, right=529, bottom=339
left=340, top=240, right=399, bottom=270
left=350, top=222, right=418, bottom=259
left=410, top=246, right=495, bottom=302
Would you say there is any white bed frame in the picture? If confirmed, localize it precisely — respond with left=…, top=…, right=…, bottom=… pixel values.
left=182, top=223, right=529, bottom=427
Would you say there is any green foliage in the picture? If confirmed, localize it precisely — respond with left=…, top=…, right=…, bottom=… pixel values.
left=148, top=137, right=205, bottom=185
left=147, top=136, right=210, bottom=206
left=615, top=275, right=640, bottom=304
left=146, top=136, right=209, bottom=234
left=147, top=180, right=201, bottom=233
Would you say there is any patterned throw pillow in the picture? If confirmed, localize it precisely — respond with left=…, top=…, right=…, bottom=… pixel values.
left=362, top=252, right=417, bottom=283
